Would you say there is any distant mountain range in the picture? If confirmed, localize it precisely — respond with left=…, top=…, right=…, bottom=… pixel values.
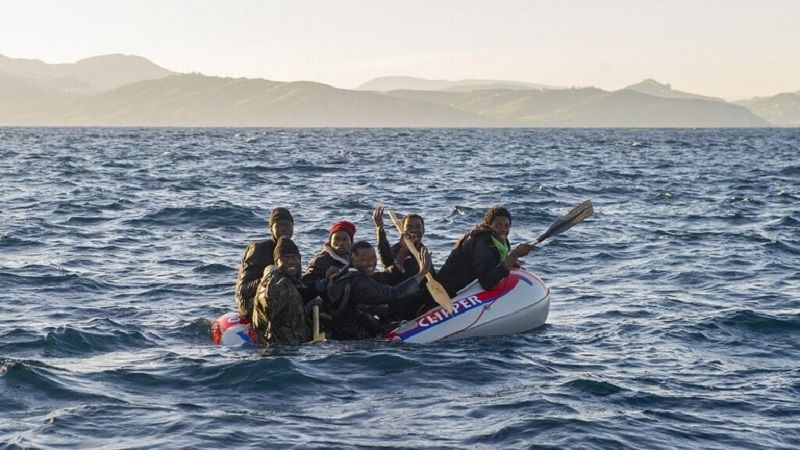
left=623, top=79, right=726, bottom=103
left=1, top=54, right=797, bottom=127
left=0, top=54, right=173, bottom=93
left=357, top=76, right=561, bottom=92
left=736, top=93, right=800, bottom=126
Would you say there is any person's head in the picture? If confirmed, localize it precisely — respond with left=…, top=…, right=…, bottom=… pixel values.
left=350, top=241, right=377, bottom=275
left=269, top=207, right=294, bottom=240
left=484, top=206, right=512, bottom=241
left=402, top=214, right=425, bottom=243
left=273, top=237, right=301, bottom=276
left=328, top=220, right=355, bottom=256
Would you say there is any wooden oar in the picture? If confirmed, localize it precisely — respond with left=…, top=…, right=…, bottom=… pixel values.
left=387, top=210, right=453, bottom=313
left=532, top=200, right=594, bottom=245
left=312, top=304, right=325, bottom=342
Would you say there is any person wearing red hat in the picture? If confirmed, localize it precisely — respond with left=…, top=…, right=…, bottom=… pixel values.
left=301, top=220, right=356, bottom=294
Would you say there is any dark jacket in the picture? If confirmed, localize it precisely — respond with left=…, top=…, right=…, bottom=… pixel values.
left=235, top=239, right=276, bottom=317
left=376, top=228, right=437, bottom=279
left=301, top=245, right=349, bottom=293
left=323, top=268, right=418, bottom=340
left=437, top=229, right=510, bottom=297
left=251, top=266, right=316, bottom=346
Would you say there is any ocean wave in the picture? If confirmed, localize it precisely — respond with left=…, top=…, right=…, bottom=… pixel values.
left=0, top=358, right=126, bottom=404
left=767, top=215, right=800, bottom=228
left=0, top=327, right=44, bottom=355
left=179, top=318, right=215, bottom=343
left=563, top=378, right=625, bottom=396
left=192, top=263, right=234, bottom=274
left=0, top=269, right=114, bottom=293
left=64, top=216, right=115, bottom=225
left=33, top=323, right=156, bottom=357
left=763, top=238, right=799, bottom=256
left=189, top=357, right=334, bottom=393
left=0, top=234, right=45, bottom=249
left=123, top=203, right=258, bottom=229
left=715, top=309, right=800, bottom=334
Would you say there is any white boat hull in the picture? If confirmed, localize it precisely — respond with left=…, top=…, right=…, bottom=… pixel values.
left=386, top=269, right=550, bottom=344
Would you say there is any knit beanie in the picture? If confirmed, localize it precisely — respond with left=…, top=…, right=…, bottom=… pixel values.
left=269, top=207, right=294, bottom=227
left=329, top=220, right=356, bottom=240
left=273, top=237, right=300, bottom=261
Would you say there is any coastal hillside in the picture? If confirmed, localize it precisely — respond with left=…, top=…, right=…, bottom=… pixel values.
left=0, top=54, right=173, bottom=93
left=624, top=79, right=725, bottom=102
left=743, top=92, right=800, bottom=126
left=37, top=74, right=493, bottom=127
left=0, top=53, right=787, bottom=127
left=357, top=76, right=560, bottom=92
left=385, top=87, right=767, bottom=127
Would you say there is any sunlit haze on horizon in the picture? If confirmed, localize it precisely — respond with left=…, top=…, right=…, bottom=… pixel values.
left=2, top=0, right=799, bottom=100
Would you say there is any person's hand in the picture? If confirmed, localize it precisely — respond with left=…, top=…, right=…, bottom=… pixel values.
left=305, top=296, right=323, bottom=316
left=504, top=243, right=535, bottom=269
left=372, top=205, right=384, bottom=229
left=414, top=247, right=432, bottom=283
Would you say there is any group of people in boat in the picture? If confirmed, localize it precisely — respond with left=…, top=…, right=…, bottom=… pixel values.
left=234, top=205, right=534, bottom=345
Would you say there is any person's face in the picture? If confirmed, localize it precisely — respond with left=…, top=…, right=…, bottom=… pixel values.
left=403, top=217, right=424, bottom=242
left=329, top=231, right=352, bottom=256
left=276, top=253, right=301, bottom=276
left=351, top=247, right=377, bottom=275
left=490, top=216, right=511, bottom=241
left=271, top=220, right=293, bottom=240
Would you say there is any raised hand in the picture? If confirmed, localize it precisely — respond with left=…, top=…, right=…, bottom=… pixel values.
left=372, top=205, right=385, bottom=229
left=418, top=246, right=432, bottom=276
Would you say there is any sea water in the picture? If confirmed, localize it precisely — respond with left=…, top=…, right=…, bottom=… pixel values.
left=1, top=128, right=798, bottom=449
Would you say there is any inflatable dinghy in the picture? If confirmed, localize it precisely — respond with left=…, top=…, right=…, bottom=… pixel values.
left=386, top=269, right=550, bottom=344
left=212, top=269, right=549, bottom=346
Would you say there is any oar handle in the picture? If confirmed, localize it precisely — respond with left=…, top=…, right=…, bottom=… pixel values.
left=387, top=210, right=424, bottom=265
left=312, top=304, right=325, bottom=342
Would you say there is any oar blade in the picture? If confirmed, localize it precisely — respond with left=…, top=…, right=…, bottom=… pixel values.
left=426, top=275, right=454, bottom=314
left=536, top=200, right=594, bottom=243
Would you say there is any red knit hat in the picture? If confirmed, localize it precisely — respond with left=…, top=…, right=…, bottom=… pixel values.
left=329, top=220, right=356, bottom=239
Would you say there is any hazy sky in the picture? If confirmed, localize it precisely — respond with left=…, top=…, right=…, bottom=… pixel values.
left=2, top=0, right=799, bottom=99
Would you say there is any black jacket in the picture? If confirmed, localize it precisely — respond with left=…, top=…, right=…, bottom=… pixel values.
left=301, top=245, right=349, bottom=294
left=376, top=228, right=437, bottom=279
left=437, top=229, right=510, bottom=297
left=235, top=239, right=276, bottom=317
left=324, top=268, right=418, bottom=340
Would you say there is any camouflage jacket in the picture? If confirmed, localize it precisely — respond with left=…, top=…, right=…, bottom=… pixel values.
left=252, top=266, right=313, bottom=346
